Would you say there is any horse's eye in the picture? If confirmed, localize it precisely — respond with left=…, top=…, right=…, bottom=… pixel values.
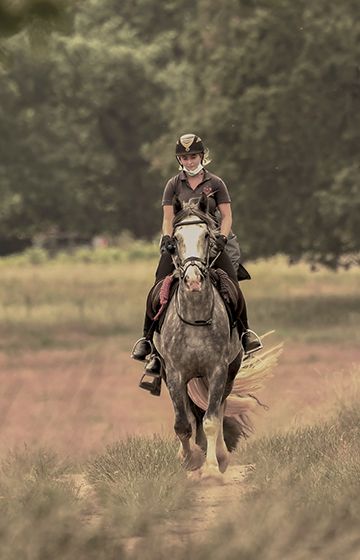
left=204, top=233, right=209, bottom=239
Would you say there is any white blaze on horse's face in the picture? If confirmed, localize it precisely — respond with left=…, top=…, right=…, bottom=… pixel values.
left=175, top=221, right=209, bottom=292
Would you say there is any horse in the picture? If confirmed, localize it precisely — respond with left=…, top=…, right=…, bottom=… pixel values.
left=153, top=193, right=248, bottom=481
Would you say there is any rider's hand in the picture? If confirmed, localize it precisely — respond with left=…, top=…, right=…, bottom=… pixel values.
left=162, top=235, right=176, bottom=254
left=215, top=234, right=228, bottom=254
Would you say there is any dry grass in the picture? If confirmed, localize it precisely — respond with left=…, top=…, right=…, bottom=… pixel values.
left=0, top=254, right=359, bottom=558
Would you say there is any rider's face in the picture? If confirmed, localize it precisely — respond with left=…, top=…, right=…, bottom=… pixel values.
left=178, top=153, right=202, bottom=172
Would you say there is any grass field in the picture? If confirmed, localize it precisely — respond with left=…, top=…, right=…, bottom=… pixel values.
left=0, top=251, right=359, bottom=558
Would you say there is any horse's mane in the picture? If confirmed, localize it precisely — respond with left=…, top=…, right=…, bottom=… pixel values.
left=172, top=200, right=217, bottom=242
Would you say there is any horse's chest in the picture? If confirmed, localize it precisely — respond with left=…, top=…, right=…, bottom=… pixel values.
left=156, top=298, right=230, bottom=364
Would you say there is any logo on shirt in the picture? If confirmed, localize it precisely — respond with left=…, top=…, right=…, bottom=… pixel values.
left=203, top=185, right=212, bottom=196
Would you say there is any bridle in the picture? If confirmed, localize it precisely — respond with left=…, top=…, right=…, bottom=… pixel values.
left=172, top=218, right=220, bottom=280
left=171, top=218, right=221, bottom=326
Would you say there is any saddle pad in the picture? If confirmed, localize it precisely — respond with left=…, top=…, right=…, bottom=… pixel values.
left=146, top=276, right=178, bottom=320
left=211, top=268, right=244, bottom=321
left=147, top=270, right=243, bottom=324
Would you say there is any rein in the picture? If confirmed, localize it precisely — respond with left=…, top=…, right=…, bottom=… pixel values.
left=175, top=288, right=215, bottom=326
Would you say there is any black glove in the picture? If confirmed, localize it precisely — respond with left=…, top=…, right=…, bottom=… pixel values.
left=161, top=235, right=176, bottom=254
left=215, top=234, right=228, bottom=253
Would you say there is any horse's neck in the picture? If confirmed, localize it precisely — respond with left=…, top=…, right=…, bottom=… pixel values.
left=177, top=277, right=214, bottom=322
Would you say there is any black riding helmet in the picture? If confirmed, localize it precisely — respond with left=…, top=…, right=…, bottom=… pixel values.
left=175, top=134, right=205, bottom=156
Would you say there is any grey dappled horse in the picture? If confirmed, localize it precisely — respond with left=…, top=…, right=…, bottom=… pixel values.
left=154, top=193, right=246, bottom=480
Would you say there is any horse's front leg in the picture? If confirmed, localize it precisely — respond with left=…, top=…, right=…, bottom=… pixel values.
left=202, top=367, right=229, bottom=480
left=166, top=373, right=204, bottom=471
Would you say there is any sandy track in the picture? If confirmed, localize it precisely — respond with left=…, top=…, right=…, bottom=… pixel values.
left=123, top=463, right=252, bottom=554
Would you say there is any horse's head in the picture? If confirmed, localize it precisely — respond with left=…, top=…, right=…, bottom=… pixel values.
left=172, top=194, right=215, bottom=292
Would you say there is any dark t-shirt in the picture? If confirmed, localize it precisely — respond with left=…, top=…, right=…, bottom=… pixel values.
left=162, top=169, right=231, bottom=215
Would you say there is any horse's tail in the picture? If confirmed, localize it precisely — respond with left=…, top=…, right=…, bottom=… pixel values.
left=187, top=335, right=283, bottom=418
left=223, top=415, right=253, bottom=451
left=188, top=397, right=252, bottom=451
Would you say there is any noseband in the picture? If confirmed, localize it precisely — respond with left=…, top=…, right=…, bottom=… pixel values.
left=171, top=217, right=216, bottom=326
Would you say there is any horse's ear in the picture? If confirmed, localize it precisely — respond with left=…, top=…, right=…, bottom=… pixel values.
left=173, top=194, right=183, bottom=215
left=198, top=192, right=208, bottom=213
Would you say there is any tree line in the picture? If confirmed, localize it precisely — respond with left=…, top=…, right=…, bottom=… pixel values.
left=0, top=0, right=359, bottom=267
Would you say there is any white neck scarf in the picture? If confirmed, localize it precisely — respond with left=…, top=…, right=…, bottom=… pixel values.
left=184, top=163, right=203, bottom=177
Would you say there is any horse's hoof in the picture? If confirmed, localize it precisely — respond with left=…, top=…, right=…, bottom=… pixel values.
left=178, top=446, right=204, bottom=471
left=217, top=451, right=230, bottom=474
left=200, top=464, right=225, bottom=484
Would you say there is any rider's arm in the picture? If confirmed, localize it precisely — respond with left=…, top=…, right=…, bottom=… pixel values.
left=218, top=203, right=232, bottom=238
left=162, top=205, right=174, bottom=237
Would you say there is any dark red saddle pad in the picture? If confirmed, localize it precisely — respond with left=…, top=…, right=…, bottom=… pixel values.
left=146, top=270, right=244, bottom=325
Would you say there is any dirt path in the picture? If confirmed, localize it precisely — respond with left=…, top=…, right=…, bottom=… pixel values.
left=123, top=463, right=251, bottom=554
left=176, top=464, right=252, bottom=537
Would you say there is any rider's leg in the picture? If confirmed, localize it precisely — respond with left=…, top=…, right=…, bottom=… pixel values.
left=238, top=301, right=262, bottom=354
left=155, top=251, right=174, bottom=283
left=216, top=251, right=262, bottom=354
left=131, top=311, right=153, bottom=361
left=132, top=252, right=174, bottom=369
left=214, top=251, right=238, bottom=282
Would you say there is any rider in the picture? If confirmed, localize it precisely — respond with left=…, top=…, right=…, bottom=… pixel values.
left=131, top=134, right=262, bottom=389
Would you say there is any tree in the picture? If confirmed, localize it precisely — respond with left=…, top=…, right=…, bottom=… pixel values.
left=151, top=0, right=360, bottom=268
left=1, top=0, right=360, bottom=267
left=0, top=0, right=178, bottom=239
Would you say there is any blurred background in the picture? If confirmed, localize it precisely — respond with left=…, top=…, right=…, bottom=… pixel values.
left=0, top=5, right=360, bottom=556
left=0, top=0, right=359, bottom=268
left=0, top=0, right=359, bottom=456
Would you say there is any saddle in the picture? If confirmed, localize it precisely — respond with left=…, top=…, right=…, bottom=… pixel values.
left=146, top=270, right=244, bottom=331
left=210, top=269, right=244, bottom=326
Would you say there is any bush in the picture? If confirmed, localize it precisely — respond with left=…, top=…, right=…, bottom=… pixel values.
left=0, top=242, right=159, bottom=267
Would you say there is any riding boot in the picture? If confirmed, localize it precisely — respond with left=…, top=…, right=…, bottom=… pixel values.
left=145, top=353, right=161, bottom=375
left=242, top=330, right=263, bottom=354
left=131, top=338, right=151, bottom=361
left=131, top=312, right=154, bottom=361
left=238, top=303, right=262, bottom=355
left=132, top=312, right=162, bottom=395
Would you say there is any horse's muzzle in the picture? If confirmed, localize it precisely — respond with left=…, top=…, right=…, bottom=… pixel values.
left=184, top=264, right=203, bottom=292
left=186, top=278, right=202, bottom=292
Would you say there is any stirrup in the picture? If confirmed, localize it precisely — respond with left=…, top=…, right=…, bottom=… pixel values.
left=139, top=374, right=162, bottom=397
left=242, top=330, right=263, bottom=355
left=131, top=337, right=153, bottom=361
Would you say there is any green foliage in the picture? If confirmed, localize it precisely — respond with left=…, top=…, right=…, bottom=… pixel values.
left=0, top=242, right=158, bottom=267
left=1, top=0, right=360, bottom=266
left=149, top=0, right=360, bottom=268
left=0, top=0, right=73, bottom=39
